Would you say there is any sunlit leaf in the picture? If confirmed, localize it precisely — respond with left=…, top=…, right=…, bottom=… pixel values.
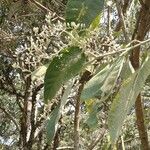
left=108, top=55, right=150, bottom=144
left=81, top=57, right=125, bottom=101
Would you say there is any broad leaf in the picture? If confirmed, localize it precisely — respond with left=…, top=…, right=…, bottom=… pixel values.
left=108, top=55, right=150, bottom=144
left=44, top=46, right=86, bottom=103
left=81, top=57, right=125, bottom=101
left=47, top=82, right=73, bottom=142
left=65, top=0, right=104, bottom=28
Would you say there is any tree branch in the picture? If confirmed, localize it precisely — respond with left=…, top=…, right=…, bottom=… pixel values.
left=74, top=71, right=91, bottom=150
left=115, top=0, right=131, bottom=32
left=130, top=1, right=150, bottom=149
left=27, top=83, right=44, bottom=147
left=0, top=106, right=20, bottom=131
left=29, top=0, right=53, bottom=13
left=56, top=147, right=73, bottom=150
left=114, top=0, right=130, bottom=43
left=85, top=38, right=150, bottom=66
left=88, top=128, right=106, bottom=150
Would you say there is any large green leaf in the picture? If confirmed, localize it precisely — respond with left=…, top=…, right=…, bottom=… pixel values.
left=65, top=0, right=104, bottom=28
left=108, top=55, right=150, bottom=144
left=44, top=46, right=86, bottom=103
left=47, top=82, right=73, bottom=142
left=81, top=57, right=125, bottom=101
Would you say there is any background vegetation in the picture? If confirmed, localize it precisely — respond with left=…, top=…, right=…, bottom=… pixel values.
left=0, top=0, right=150, bottom=150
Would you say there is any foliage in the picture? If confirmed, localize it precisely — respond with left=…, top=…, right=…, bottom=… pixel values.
left=66, top=0, right=104, bottom=28
left=0, top=0, right=150, bottom=150
left=44, top=46, right=86, bottom=103
left=108, top=54, right=150, bottom=144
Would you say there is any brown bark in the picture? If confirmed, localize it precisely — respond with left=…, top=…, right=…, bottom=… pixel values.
left=74, top=83, right=84, bottom=150
left=53, top=128, right=61, bottom=150
left=74, top=71, right=91, bottom=150
left=135, top=94, right=149, bottom=150
left=130, top=1, right=150, bottom=149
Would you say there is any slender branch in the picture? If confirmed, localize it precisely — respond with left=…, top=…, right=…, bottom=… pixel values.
left=29, top=0, right=65, bottom=22
left=88, top=128, right=106, bottom=150
left=56, top=147, right=73, bottom=150
left=74, top=71, right=91, bottom=150
left=0, top=80, right=24, bottom=98
left=130, top=1, right=150, bottom=149
left=85, top=38, right=150, bottom=66
left=115, top=0, right=131, bottom=32
left=107, top=4, right=111, bottom=35
left=123, top=38, right=150, bottom=52
left=135, top=95, right=149, bottom=150
left=0, top=80, right=23, bottom=111
left=74, top=84, right=83, bottom=150
left=27, top=83, right=44, bottom=147
left=0, top=106, right=20, bottom=131
left=114, top=0, right=130, bottom=43
left=20, top=74, right=32, bottom=148
left=139, top=0, right=145, bottom=7
left=121, top=136, right=125, bottom=150
left=29, top=0, right=53, bottom=13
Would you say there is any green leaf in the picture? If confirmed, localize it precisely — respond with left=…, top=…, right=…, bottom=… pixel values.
left=47, top=82, right=73, bottom=142
left=32, top=64, right=49, bottom=80
left=81, top=57, right=125, bottom=101
left=89, top=14, right=101, bottom=30
left=65, top=0, right=104, bottom=28
left=85, top=101, right=98, bottom=129
left=44, top=46, right=86, bottom=103
left=108, top=55, right=150, bottom=144
left=120, top=59, right=134, bottom=79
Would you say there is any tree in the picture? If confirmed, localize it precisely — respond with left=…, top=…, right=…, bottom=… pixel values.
left=0, top=0, right=150, bottom=150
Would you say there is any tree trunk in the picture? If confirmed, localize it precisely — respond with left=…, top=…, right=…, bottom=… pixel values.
left=130, top=1, right=150, bottom=149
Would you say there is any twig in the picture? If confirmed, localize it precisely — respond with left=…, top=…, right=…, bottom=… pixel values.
left=139, top=0, right=145, bottom=7
left=56, top=147, right=73, bottom=150
left=130, top=1, right=150, bottom=149
left=0, top=80, right=23, bottom=111
left=121, top=136, right=125, bottom=150
left=114, top=0, right=130, bottom=32
left=85, top=38, right=150, bottom=66
left=88, top=128, right=106, bottom=150
left=29, top=0, right=53, bottom=13
left=0, top=80, right=24, bottom=98
left=28, top=83, right=44, bottom=146
left=29, top=0, right=65, bottom=21
left=114, top=0, right=130, bottom=43
left=0, top=106, right=20, bottom=131
left=74, top=71, right=91, bottom=150
left=107, top=4, right=111, bottom=35
left=74, top=84, right=83, bottom=150
left=123, top=38, right=150, bottom=52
